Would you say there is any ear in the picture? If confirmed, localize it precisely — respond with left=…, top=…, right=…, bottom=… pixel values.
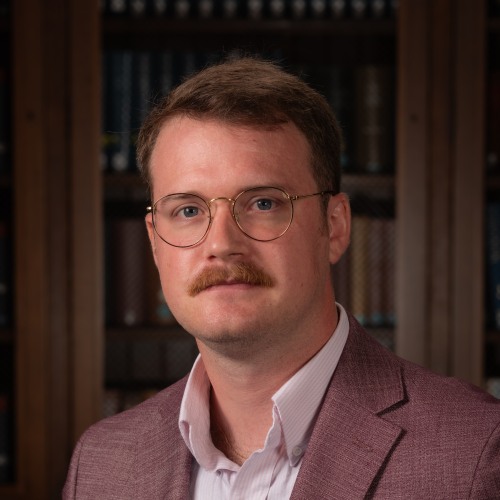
left=327, top=192, right=351, bottom=265
left=145, top=212, right=159, bottom=267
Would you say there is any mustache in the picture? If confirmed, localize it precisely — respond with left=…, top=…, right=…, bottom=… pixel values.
left=187, top=262, right=274, bottom=297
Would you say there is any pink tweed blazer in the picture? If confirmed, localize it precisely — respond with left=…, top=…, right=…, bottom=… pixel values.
left=63, top=315, right=500, bottom=499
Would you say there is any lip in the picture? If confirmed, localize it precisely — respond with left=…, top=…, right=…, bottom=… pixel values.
left=204, top=281, right=256, bottom=291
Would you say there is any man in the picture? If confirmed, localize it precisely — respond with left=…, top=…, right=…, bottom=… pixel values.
left=64, top=58, right=500, bottom=499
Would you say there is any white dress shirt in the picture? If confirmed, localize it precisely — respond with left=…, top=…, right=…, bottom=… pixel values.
left=179, top=304, right=349, bottom=500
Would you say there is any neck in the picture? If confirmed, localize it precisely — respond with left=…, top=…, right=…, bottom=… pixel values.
left=198, top=304, right=339, bottom=464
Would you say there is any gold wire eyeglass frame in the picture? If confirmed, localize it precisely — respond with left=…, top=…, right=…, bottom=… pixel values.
left=146, top=186, right=334, bottom=248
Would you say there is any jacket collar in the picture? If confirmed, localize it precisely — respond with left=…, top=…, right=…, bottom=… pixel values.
left=148, top=314, right=406, bottom=499
left=135, top=378, right=192, bottom=500
left=291, top=314, right=406, bottom=499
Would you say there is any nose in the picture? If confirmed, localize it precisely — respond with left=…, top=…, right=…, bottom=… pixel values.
left=202, top=198, right=247, bottom=258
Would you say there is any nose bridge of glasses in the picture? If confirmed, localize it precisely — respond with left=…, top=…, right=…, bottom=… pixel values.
left=207, top=196, right=237, bottom=219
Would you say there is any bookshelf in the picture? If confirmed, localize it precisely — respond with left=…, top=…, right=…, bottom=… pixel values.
left=100, top=2, right=399, bottom=415
left=484, top=0, right=500, bottom=395
left=3, top=0, right=498, bottom=498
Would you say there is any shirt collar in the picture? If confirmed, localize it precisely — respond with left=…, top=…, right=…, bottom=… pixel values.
left=179, top=303, right=349, bottom=470
left=272, top=303, right=349, bottom=465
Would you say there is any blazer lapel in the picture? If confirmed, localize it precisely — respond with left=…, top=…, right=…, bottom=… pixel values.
left=134, top=379, right=193, bottom=500
left=292, top=315, right=406, bottom=500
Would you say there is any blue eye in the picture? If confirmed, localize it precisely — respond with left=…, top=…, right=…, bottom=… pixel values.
left=182, top=206, right=199, bottom=218
left=256, top=199, right=273, bottom=211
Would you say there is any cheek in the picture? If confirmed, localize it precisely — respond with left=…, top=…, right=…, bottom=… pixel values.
left=154, top=248, right=188, bottom=299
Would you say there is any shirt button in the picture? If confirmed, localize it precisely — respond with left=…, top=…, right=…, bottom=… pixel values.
left=292, top=446, right=303, bottom=457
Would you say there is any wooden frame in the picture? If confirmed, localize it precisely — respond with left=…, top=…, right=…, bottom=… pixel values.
left=452, top=0, right=486, bottom=385
left=2, top=1, right=102, bottom=498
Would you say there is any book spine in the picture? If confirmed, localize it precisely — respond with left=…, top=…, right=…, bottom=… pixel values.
left=104, top=51, right=134, bottom=173
left=0, top=220, right=10, bottom=327
left=106, top=0, right=129, bottom=15
left=130, top=51, right=152, bottom=172
left=130, top=0, right=148, bottom=15
left=0, top=64, right=8, bottom=174
left=331, top=251, right=350, bottom=308
left=109, top=217, right=147, bottom=326
left=0, top=393, right=12, bottom=483
left=367, top=216, right=384, bottom=326
left=382, top=215, right=396, bottom=326
left=145, top=247, right=176, bottom=325
left=350, top=214, right=370, bottom=325
left=132, top=340, right=163, bottom=382
left=354, top=64, right=395, bottom=173
left=327, top=65, right=354, bottom=171
left=487, top=69, right=500, bottom=172
left=486, top=202, right=500, bottom=330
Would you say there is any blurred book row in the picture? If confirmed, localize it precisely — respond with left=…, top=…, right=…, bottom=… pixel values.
left=102, top=0, right=398, bottom=20
left=333, top=213, right=396, bottom=331
left=104, top=334, right=198, bottom=415
left=102, top=49, right=396, bottom=176
left=0, top=215, right=11, bottom=328
left=486, top=202, right=500, bottom=331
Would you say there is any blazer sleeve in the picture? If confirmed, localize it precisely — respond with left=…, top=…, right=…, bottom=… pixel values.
left=468, top=421, right=500, bottom=499
left=62, top=434, right=85, bottom=500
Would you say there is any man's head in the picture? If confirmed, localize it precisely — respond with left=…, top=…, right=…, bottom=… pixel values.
left=137, top=57, right=343, bottom=198
left=140, top=57, right=351, bottom=361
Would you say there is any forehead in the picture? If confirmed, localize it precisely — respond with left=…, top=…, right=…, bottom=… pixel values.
left=149, top=117, right=316, bottom=197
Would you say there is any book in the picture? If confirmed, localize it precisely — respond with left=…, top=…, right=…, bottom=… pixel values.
left=145, top=249, right=176, bottom=325
left=330, top=0, right=347, bottom=18
left=151, top=0, right=169, bottom=15
left=0, top=393, right=12, bottom=483
left=130, top=51, right=152, bottom=171
left=199, top=0, right=216, bottom=17
left=150, top=50, right=175, bottom=101
left=350, top=214, right=370, bottom=325
left=106, top=0, right=129, bottom=15
left=486, top=202, right=500, bottom=330
left=354, top=64, right=395, bottom=173
left=103, top=51, right=133, bottom=173
left=132, top=340, right=163, bottom=381
left=247, top=0, right=264, bottom=18
left=0, top=220, right=10, bottom=328
left=105, top=338, right=130, bottom=384
left=108, top=217, right=148, bottom=326
left=163, top=335, right=198, bottom=382
left=367, top=216, right=385, bottom=326
left=327, top=65, right=354, bottom=171
left=174, top=0, right=192, bottom=17
left=487, top=70, right=500, bottom=173
left=382, top=216, right=396, bottom=326
left=0, top=64, right=8, bottom=174
left=130, top=0, right=148, bottom=15
left=331, top=251, right=351, bottom=308
left=351, top=0, right=368, bottom=18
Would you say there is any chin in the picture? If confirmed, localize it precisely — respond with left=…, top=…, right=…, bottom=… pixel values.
left=190, top=323, right=271, bottom=354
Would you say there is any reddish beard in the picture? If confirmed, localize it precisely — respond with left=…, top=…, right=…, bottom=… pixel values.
left=187, top=262, right=274, bottom=297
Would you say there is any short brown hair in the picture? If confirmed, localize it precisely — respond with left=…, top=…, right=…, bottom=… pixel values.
left=136, top=57, right=342, bottom=195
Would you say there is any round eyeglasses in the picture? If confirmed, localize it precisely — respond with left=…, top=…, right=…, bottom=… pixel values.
left=147, top=186, right=334, bottom=248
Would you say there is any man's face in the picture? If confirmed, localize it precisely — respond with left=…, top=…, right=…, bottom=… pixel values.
left=146, top=116, right=348, bottom=357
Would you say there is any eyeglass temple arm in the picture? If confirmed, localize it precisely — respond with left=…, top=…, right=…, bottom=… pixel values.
left=290, top=191, right=334, bottom=201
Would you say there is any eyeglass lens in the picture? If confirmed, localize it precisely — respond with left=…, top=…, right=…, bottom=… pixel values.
left=152, top=187, right=293, bottom=247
